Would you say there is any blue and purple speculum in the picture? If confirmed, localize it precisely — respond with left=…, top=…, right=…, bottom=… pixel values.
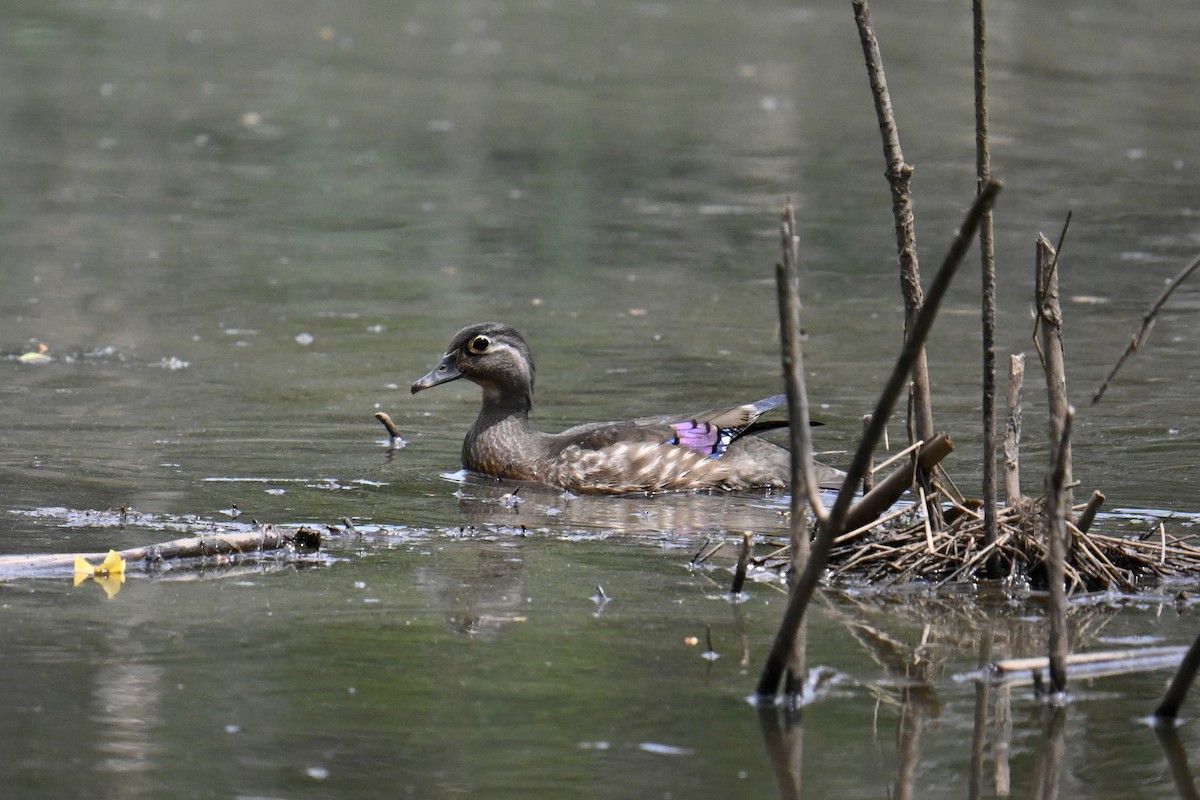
left=670, top=420, right=735, bottom=458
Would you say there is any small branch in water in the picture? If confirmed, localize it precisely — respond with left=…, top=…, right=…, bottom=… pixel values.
left=374, top=412, right=407, bottom=448
left=1093, top=251, right=1200, bottom=404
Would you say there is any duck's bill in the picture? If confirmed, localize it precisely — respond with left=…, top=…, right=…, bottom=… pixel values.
left=411, top=355, right=463, bottom=393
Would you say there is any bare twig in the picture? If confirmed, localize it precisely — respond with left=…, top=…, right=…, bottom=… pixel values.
left=871, top=438, right=923, bottom=475
left=1093, top=252, right=1200, bottom=404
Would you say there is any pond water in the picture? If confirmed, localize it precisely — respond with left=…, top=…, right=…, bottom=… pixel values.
left=3, top=0, right=1200, bottom=797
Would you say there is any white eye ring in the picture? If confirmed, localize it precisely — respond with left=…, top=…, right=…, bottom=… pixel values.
left=468, top=335, right=491, bottom=354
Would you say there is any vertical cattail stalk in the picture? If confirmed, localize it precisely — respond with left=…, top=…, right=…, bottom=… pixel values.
left=974, top=0, right=999, bottom=575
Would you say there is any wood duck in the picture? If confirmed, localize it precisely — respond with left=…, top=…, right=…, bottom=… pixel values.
left=411, top=322, right=841, bottom=495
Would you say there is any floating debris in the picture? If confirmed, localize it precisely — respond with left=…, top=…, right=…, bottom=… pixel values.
left=18, top=343, right=51, bottom=364
left=73, top=550, right=127, bottom=598
left=590, top=585, right=610, bottom=612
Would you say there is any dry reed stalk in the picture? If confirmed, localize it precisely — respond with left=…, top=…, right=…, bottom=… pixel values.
left=1036, top=235, right=1074, bottom=518
left=973, top=0, right=1000, bottom=576
left=774, top=201, right=814, bottom=700
left=1004, top=353, right=1025, bottom=506
left=852, top=0, right=935, bottom=444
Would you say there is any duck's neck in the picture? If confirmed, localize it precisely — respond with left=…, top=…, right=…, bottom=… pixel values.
left=463, top=388, right=539, bottom=479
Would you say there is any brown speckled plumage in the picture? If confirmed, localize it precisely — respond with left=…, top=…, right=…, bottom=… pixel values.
left=412, top=322, right=841, bottom=494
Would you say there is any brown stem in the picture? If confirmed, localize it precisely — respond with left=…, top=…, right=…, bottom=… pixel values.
left=1045, top=407, right=1075, bottom=696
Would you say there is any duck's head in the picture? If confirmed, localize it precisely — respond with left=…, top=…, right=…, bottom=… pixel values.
left=411, top=322, right=536, bottom=409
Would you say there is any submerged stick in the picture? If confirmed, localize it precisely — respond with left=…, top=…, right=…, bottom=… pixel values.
left=852, top=0, right=934, bottom=444
left=1094, top=252, right=1200, bottom=403
left=756, top=180, right=1002, bottom=700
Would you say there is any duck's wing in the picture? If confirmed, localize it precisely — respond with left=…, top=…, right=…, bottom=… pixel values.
left=553, top=394, right=790, bottom=457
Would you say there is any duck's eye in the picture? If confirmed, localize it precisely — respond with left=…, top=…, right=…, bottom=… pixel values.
left=468, top=335, right=491, bottom=354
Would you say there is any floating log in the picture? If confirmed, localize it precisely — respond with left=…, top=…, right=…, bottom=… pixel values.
left=979, top=646, right=1189, bottom=685
left=0, top=526, right=317, bottom=578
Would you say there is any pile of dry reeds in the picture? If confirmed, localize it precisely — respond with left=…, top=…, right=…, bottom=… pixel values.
left=817, top=496, right=1200, bottom=592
